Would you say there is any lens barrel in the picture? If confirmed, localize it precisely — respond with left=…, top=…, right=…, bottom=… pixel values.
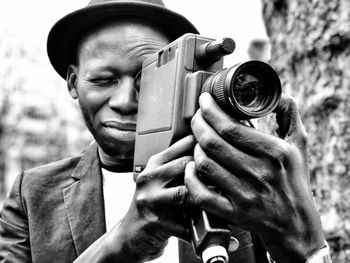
left=201, top=61, right=282, bottom=119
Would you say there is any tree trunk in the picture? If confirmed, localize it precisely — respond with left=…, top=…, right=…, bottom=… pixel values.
left=261, top=0, right=350, bottom=261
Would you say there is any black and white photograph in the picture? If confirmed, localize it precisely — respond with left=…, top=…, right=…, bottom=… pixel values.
left=1, top=0, right=348, bottom=262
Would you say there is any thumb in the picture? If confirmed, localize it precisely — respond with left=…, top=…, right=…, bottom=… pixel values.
left=273, top=94, right=308, bottom=150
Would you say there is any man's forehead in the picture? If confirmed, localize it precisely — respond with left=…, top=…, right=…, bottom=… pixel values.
left=79, top=36, right=166, bottom=62
left=78, top=29, right=168, bottom=62
left=76, top=19, right=169, bottom=58
left=80, top=19, right=169, bottom=47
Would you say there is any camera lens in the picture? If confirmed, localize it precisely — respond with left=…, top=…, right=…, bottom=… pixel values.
left=232, top=72, right=265, bottom=110
left=201, top=61, right=281, bottom=119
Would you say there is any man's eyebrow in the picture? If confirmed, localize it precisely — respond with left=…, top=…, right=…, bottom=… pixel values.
left=128, top=38, right=167, bottom=47
left=125, top=39, right=167, bottom=58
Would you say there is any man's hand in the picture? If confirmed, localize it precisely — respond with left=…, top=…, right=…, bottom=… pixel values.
left=75, top=135, right=194, bottom=263
left=186, top=93, right=326, bottom=263
left=113, top=135, right=195, bottom=262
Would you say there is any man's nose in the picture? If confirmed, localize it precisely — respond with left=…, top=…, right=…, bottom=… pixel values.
left=108, top=77, right=138, bottom=114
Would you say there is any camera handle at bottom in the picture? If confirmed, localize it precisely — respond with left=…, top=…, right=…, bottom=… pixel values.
left=189, top=207, right=239, bottom=263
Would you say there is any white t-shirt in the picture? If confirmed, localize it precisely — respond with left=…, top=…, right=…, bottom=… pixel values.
left=102, top=168, right=179, bottom=263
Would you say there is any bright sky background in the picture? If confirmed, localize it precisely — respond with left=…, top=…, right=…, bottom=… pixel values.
left=0, top=0, right=268, bottom=75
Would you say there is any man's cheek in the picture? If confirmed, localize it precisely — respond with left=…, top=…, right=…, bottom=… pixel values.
left=80, top=95, right=105, bottom=115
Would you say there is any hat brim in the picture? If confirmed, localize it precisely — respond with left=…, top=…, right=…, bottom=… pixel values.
left=47, top=1, right=199, bottom=79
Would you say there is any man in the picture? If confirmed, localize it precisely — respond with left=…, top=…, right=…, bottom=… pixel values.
left=0, top=0, right=331, bottom=262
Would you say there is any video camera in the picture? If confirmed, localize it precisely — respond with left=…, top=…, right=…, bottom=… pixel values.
left=133, top=34, right=282, bottom=263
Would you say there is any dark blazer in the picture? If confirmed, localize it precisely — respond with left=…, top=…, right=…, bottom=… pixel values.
left=0, top=144, right=268, bottom=263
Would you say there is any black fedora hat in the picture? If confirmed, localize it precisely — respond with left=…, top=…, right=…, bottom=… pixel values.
left=47, top=0, right=199, bottom=79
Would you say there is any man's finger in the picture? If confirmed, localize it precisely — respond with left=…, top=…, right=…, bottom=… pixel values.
left=193, top=94, right=290, bottom=160
left=147, top=135, right=195, bottom=166
left=274, top=94, right=308, bottom=150
left=193, top=144, right=266, bottom=194
left=191, top=109, right=261, bottom=175
left=184, top=161, right=236, bottom=221
left=137, top=156, right=193, bottom=187
left=148, top=186, right=189, bottom=209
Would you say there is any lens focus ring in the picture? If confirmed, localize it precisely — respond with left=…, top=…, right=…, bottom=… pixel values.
left=207, top=68, right=234, bottom=113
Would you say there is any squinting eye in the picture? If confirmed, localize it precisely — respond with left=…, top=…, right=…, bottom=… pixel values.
left=90, top=77, right=118, bottom=85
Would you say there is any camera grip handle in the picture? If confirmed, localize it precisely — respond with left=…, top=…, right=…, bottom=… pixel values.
left=189, top=208, right=232, bottom=263
left=187, top=183, right=240, bottom=262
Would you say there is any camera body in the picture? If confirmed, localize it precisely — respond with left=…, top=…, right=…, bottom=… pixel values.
left=134, top=33, right=230, bottom=174
left=133, top=33, right=281, bottom=175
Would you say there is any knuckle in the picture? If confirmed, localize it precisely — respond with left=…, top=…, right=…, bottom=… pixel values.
left=200, top=134, right=222, bottom=154
left=181, top=156, right=194, bottom=167
left=195, top=154, right=212, bottom=175
left=255, top=170, right=275, bottom=192
left=273, top=150, right=287, bottom=166
left=136, top=173, right=146, bottom=187
left=135, top=191, right=149, bottom=209
left=178, top=157, right=193, bottom=173
left=240, top=191, right=259, bottom=209
left=136, top=171, right=153, bottom=187
left=174, top=187, right=188, bottom=207
left=148, top=154, right=160, bottom=165
left=218, top=122, right=238, bottom=140
left=269, top=142, right=293, bottom=167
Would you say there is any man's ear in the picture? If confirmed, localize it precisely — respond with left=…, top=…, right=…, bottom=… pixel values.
left=67, top=65, right=78, bottom=99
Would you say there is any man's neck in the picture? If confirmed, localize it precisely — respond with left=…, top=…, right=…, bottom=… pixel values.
left=98, top=147, right=134, bottom=173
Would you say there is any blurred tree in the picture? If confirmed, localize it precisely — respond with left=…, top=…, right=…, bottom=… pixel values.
left=0, top=31, right=91, bottom=204
left=0, top=91, right=10, bottom=197
left=261, top=0, right=350, bottom=261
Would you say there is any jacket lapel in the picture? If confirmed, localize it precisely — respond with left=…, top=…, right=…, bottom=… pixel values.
left=63, top=144, right=106, bottom=256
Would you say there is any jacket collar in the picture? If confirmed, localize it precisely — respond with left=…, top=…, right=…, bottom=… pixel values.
left=70, top=142, right=100, bottom=180
left=63, top=143, right=106, bottom=256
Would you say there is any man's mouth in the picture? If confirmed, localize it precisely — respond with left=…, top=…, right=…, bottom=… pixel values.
left=102, top=121, right=136, bottom=131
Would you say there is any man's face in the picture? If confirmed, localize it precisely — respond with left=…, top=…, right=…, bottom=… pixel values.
left=69, top=20, right=169, bottom=158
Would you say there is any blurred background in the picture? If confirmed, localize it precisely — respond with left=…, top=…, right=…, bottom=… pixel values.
left=1, top=0, right=349, bottom=261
